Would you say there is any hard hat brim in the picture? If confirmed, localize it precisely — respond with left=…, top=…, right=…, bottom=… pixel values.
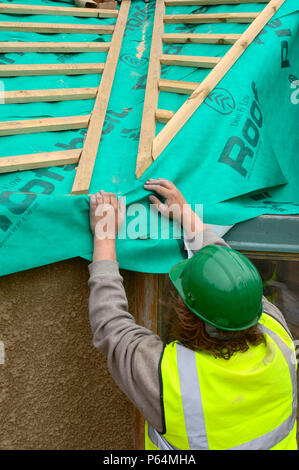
left=169, top=258, right=189, bottom=303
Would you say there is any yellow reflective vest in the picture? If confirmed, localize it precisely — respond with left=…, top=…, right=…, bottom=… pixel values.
left=145, top=313, right=297, bottom=450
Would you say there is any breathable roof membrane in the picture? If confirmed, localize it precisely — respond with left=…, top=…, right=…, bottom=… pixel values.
left=0, top=0, right=298, bottom=276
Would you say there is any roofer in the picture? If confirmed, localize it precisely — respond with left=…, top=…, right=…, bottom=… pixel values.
left=88, top=178, right=297, bottom=450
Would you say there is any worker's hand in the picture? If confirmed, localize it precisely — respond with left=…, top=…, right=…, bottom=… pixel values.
left=144, top=178, right=205, bottom=237
left=143, top=178, right=188, bottom=223
left=90, top=190, right=125, bottom=239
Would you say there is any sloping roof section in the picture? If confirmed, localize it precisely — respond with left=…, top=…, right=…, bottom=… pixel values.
left=136, top=0, right=286, bottom=178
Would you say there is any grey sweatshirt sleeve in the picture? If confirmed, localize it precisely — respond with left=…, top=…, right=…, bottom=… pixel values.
left=184, top=224, right=232, bottom=254
left=88, top=259, right=164, bottom=432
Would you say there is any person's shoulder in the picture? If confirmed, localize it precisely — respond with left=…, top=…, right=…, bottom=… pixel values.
left=260, top=301, right=293, bottom=340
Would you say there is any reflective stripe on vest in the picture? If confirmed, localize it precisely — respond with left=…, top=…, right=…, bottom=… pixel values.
left=148, top=423, right=178, bottom=450
left=148, top=326, right=297, bottom=451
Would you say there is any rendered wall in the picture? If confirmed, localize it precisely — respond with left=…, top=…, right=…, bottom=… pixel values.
left=0, top=258, right=136, bottom=450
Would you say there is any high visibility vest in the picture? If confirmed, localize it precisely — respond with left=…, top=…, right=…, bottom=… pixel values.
left=145, top=313, right=297, bottom=450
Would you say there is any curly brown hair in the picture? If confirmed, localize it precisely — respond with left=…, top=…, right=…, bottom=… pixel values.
left=167, top=295, right=265, bottom=360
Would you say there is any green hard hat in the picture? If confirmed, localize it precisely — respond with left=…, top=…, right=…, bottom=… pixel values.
left=169, top=245, right=263, bottom=331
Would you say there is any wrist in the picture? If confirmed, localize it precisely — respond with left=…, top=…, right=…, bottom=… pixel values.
left=182, top=209, right=205, bottom=238
left=93, top=238, right=116, bottom=261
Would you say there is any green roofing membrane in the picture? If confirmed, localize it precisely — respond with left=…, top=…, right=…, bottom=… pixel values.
left=0, top=0, right=298, bottom=276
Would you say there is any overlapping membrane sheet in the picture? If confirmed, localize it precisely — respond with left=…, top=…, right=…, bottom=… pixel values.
left=0, top=0, right=298, bottom=276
